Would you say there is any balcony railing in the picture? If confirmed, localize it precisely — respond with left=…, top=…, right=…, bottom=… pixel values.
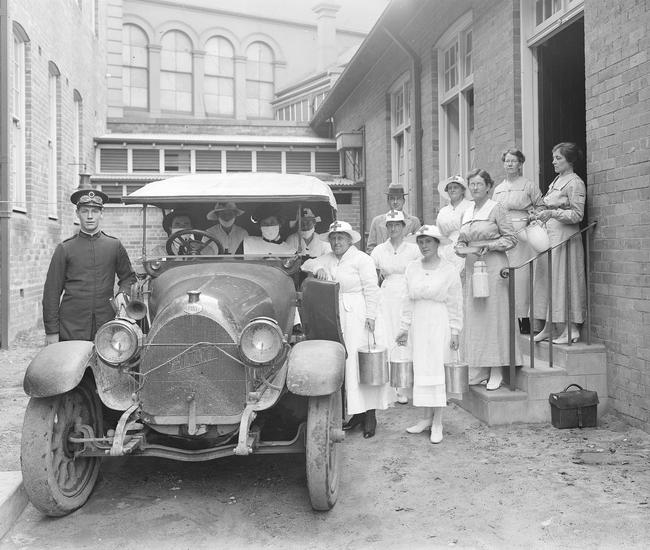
left=503, top=221, right=598, bottom=390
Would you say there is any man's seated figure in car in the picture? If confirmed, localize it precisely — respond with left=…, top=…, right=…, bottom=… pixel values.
left=286, top=207, right=331, bottom=259
left=205, top=201, right=248, bottom=254
left=153, top=210, right=221, bottom=256
left=243, top=209, right=297, bottom=255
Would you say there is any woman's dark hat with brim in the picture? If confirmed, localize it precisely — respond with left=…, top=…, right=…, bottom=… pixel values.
left=70, top=188, right=109, bottom=208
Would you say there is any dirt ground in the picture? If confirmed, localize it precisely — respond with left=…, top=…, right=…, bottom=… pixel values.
left=1, top=331, right=649, bottom=549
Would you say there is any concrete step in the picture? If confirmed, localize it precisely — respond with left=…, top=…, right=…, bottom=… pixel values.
left=454, top=348, right=609, bottom=426
left=517, top=333, right=606, bottom=372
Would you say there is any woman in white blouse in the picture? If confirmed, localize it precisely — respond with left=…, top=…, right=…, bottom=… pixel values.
left=370, top=210, right=421, bottom=404
left=436, top=175, right=473, bottom=273
left=396, top=225, right=463, bottom=444
left=302, top=220, right=394, bottom=438
left=492, top=149, right=542, bottom=334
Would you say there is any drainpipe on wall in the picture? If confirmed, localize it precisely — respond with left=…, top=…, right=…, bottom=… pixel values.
left=382, top=26, right=424, bottom=222
left=0, top=0, right=10, bottom=349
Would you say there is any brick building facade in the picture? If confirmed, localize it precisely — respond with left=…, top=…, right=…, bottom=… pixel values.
left=0, top=0, right=107, bottom=345
left=312, top=0, right=650, bottom=430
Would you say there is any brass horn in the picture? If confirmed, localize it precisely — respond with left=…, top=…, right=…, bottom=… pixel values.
left=125, top=284, right=148, bottom=321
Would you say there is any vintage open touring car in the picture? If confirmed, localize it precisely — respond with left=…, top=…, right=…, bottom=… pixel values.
left=21, top=173, right=347, bottom=516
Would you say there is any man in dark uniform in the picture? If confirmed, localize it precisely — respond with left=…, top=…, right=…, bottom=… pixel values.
left=42, top=188, right=136, bottom=343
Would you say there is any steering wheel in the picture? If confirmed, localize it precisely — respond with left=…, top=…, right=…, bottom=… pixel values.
left=166, top=229, right=224, bottom=255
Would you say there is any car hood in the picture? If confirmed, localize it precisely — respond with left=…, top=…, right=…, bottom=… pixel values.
left=148, top=262, right=296, bottom=335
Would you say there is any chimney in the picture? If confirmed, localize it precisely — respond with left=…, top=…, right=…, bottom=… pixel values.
left=313, top=2, right=340, bottom=72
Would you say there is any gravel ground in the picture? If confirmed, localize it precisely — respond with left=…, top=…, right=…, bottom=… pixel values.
left=2, top=330, right=649, bottom=549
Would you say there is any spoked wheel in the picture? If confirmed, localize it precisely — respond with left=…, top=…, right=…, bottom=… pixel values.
left=306, top=390, right=343, bottom=511
left=21, top=379, right=102, bottom=516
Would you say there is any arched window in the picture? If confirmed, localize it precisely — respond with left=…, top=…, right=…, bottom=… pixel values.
left=246, top=42, right=274, bottom=119
left=11, top=24, right=29, bottom=211
left=204, top=36, right=234, bottom=117
left=160, top=30, right=193, bottom=113
left=122, top=24, right=148, bottom=109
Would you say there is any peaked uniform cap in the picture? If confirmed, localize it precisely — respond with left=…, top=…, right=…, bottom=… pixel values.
left=70, top=188, right=108, bottom=207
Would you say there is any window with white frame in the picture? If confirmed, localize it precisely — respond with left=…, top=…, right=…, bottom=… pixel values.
left=11, top=30, right=27, bottom=211
left=390, top=75, right=411, bottom=188
left=204, top=36, right=234, bottom=117
left=48, top=64, right=60, bottom=218
left=246, top=42, right=274, bottom=119
left=73, top=91, right=82, bottom=169
left=528, top=0, right=584, bottom=44
left=437, top=13, right=474, bottom=179
left=160, top=30, right=193, bottom=113
left=122, top=24, right=149, bottom=109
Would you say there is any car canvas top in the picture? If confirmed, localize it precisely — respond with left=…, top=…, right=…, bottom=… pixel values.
left=123, top=172, right=337, bottom=208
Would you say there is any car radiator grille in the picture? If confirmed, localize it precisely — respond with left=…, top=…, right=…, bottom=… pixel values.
left=139, top=314, right=247, bottom=420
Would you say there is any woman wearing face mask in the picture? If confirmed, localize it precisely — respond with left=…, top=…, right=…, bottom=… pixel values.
left=243, top=210, right=296, bottom=255
left=370, top=210, right=421, bottom=404
left=206, top=202, right=248, bottom=254
left=286, top=207, right=331, bottom=258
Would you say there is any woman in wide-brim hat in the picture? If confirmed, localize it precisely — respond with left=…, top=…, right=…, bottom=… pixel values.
left=435, top=175, right=473, bottom=273
left=304, top=220, right=394, bottom=438
left=396, top=225, right=462, bottom=444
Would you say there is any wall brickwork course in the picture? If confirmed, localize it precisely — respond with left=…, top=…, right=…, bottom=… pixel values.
left=6, top=0, right=108, bottom=340
left=584, top=0, right=650, bottom=430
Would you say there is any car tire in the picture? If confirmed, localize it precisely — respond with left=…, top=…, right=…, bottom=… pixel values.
left=20, top=378, right=102, bottom=517
left=306, top=390, right=342, bottom=511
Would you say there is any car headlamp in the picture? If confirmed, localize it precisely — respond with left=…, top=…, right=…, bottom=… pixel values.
left=95, top=318, right=143, bottom=366
left=239, top=317, right=285, bottom=366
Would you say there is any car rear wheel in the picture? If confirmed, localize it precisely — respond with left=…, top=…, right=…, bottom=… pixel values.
left=21, top=379, right=102, bottom=517
left=306, top=390, right=343, bottom=511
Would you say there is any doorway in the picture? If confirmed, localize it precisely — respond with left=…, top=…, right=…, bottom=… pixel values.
left=536, top=18, right=586, bottom=194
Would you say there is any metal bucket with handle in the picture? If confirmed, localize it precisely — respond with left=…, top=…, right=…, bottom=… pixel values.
left=357, top=331, right=388, bottom=385
left=389, top=345, right=413, bottom=388
left=444, top=350, right=469, bottom=396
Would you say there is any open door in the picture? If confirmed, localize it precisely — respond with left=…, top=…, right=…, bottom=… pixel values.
left=537, top=19, right=587, bottom=195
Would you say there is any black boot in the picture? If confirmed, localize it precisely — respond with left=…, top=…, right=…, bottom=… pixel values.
left=343, top=413, right=365, bottom=431
left=518, top=317, right=531, bottom=335
left=363, top=409, right=376, bottom=439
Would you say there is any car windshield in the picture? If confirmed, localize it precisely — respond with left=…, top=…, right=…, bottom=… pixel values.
left=123, top=173, right=337, bottom=260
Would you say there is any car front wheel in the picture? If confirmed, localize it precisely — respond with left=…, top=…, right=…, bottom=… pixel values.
left=20, top=378, right=102, bottom=516
left=305, top=390, right=343, bottom=511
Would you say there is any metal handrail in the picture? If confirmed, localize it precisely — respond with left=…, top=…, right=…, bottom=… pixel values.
left=502, top=221, right=597, bottom=390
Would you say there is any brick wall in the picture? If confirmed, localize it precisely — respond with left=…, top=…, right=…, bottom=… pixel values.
left=7, top=0, right=108, bottom=341
left=472, top=0, right=519, bottom=175
left=585, top=0, right=650, bottom=430
left=331, top=0, right=520, bottom=229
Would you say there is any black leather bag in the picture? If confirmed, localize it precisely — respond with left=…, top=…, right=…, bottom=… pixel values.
left=549, top=383, right=599, bottom=428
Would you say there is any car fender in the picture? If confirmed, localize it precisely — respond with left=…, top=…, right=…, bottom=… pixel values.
left=286, top=340, right=345, bottom=396
left=24, top=341, right=95, bottom=397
